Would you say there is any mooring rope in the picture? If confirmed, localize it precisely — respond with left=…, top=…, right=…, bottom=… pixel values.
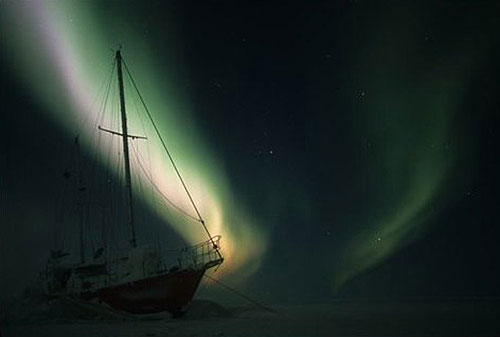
left=203, top=273, right=276, bottom=313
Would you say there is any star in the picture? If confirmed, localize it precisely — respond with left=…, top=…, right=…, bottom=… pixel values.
left=212, top=80, right=222, bottom=88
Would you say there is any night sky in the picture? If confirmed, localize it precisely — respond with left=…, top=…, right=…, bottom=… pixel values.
left=1, top=1, right=500, bottom=304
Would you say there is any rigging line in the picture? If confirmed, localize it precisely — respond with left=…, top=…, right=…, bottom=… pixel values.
left=125, top=74, right=157, bottom=197
left=122, top=61, right=203, bottom=220
left=85, top=60, right=115, bottom=253
left=81, top=59, right=115, bottom=138
left=87, top=59, right=115, bottom=224
left=124, top=68, right=146, bottom=131
left=95, top=64, right=114, bottom=239
left=122, top=59, right=220, bottom=253
left=129, top=147, right=144, bottom=240
left=197, top=260, right=225, bottom=299
left=130, top=142, right=201, bottom=222
left=132, top=144, right=151, bottom=242
left=53, top=143, right=69, bottom=247
left=195, top=255, right=224, bottom=298
left=130, top=138, right=198, bottom=221
left=125, top=68, right=155, bottom=199
left=104, top=76, right=117, bottom=187
left=125, top=74, right=184, bottom=249
left=97, top=59, right=116, bottom=133
left=92, top=63, right=114, bottom=180
left=61, top=139, right=79, bottom=252
left=95, top=59, right=116, bottom=135
left=116, top=89, right=127, bottom=247
left=117, top=150, right=128, bottom=245
left=63, top=141, right=78, bottom=249
left=54, top=130, right=76, bottom=250
left=203, top=273, right=276, bottom=313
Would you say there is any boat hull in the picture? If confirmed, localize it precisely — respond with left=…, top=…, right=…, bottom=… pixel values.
left=94, top=268, right=206, bottom=315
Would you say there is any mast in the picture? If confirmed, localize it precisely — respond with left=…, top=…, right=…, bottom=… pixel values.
left=75, top=136, right=85, bottom=264
left=116, top=50, right=137, bottom=248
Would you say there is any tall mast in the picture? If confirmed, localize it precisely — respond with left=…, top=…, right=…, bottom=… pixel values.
left=75, top=136, right=85, bottom=264
left=116, top=50, right=137, bottom=248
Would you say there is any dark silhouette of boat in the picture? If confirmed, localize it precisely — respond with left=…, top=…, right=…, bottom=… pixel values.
left=39, top=50, right=223, bottom=317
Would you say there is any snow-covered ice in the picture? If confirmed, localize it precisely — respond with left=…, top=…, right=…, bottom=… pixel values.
left=2, top=298, right=500, bottom=336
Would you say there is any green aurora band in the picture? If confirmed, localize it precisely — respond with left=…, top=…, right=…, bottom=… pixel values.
left=3, top=1, right=497, bottom=294
left=2, top=1, right=267, bottom=281
left=332, top=4, right=493, bottom=291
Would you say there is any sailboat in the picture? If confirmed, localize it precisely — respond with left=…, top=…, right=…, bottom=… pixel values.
left=39, top=50, right=224, bottom=317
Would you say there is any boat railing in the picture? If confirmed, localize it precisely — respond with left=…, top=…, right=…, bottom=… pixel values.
left=41, top=236, right=224, bottom=294
left=103, top=236, right=223, bottom=280
left=175, top=235, right=223, bottom=270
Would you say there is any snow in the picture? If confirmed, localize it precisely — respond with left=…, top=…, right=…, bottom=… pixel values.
left=2, top=298, right=500, bottom=336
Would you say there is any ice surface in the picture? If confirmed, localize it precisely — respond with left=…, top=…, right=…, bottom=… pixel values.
left=2, top=298, right=500, bottom=336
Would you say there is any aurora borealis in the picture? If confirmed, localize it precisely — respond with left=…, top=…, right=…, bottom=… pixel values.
left=1, top=0, right=268, bottom=280
left=329, top=2, right=494, bottom=291
left=2, top=0, right=500, bottom=303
